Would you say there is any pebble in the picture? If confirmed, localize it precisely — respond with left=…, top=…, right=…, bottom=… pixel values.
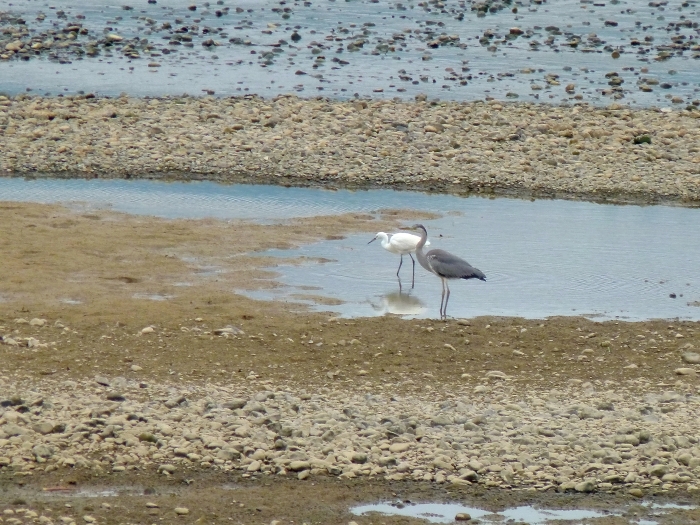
left=682, top=352, right=700, bottom=364
left=0, top=376, right=699, bottom=495
left=174, top=507, right=189, bottom=515
left=0, top=96, right=699, bottom=205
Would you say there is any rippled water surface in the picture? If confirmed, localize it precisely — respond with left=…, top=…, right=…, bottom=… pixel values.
left=351, top=500, right=698, bottom=524
left=1, top=0, right=698, bottom=105
left=1, top=177, right=699, bottom=320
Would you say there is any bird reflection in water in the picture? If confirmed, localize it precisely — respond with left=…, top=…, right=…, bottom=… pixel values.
left=369, top=289, right=426, bottom=316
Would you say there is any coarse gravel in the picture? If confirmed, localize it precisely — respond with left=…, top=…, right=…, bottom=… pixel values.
left=1, top=94, right=699, bottom=205
left=2, top=372, right=700, bottom=496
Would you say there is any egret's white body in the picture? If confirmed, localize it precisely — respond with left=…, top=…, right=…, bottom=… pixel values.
left=368, top=232, right=429, bottom=288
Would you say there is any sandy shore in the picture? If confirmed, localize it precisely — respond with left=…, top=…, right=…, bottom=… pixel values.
left=1, top=94, right=700, bottom=521
left=1, top=94, right=700, bottom=205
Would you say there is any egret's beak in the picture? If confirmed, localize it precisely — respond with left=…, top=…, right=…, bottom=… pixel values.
left=367, top=237, right=377, bottom=245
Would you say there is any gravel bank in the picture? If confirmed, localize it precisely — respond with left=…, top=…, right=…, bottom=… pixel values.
left=2, top=372, right=700, bottom=496
left=1, top=94, right=699, bottom=205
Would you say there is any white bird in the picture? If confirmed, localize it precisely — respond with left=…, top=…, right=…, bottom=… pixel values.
left=367, top=231, right=429, bottom=288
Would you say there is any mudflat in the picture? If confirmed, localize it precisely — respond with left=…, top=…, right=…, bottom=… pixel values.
left=1, top=201, right=699, bottom=524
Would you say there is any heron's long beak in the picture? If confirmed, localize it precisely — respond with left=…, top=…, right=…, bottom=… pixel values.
left=367, top=237, right=377, bottom=244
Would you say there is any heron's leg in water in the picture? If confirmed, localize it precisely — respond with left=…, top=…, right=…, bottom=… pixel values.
left=409, top=253, right=416, bottom=289
left=439, top=278, right=447, bottom=319
left=397, top=254, right=403, bottom=277
left=443, top=281, right=451, bottom=320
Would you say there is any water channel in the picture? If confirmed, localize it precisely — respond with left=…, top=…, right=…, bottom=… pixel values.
left=1, top=176, right=698, bottom=321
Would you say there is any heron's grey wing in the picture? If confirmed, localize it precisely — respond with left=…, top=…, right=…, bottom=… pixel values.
left=426, top=249, right=486, bottom=281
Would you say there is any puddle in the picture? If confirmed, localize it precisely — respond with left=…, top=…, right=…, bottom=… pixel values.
left=352, top=502, right=614, bottom=524
left=2, top=177, right=700, bottom=320
left=352, top=501, right=698, bottom=524
left=132, top=293, right=173, bottom=301
left=59, top=298, right=83, bottom=305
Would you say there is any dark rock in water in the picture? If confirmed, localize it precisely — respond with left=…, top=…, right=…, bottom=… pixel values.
left=291, top=31, right=301, bottom=42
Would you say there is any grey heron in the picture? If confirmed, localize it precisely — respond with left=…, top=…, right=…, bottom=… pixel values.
left=368, top=232, right=430, bottom=288
left=412, top=224, right=485, bottom=320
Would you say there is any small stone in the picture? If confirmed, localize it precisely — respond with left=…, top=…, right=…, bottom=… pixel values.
left=140, top=326, right=155, bottom=334
left=351, top=452, right=368, bottom=464
left=289, top=461, right=311, bottom=471
left=674, top=368, right=696, bottom=376
left=574, top=480, right=596, bottom=492
left=30, top=318, right=47, bottom=326
left=223, top=398, right=247, bottom=410
left=648, top=465, right=669, bottom=478
left=159, top=464, right=177, bottom=474
left=455, top=513, right=472, bottom=521
left=628, top=488, right=644, bottom=498
left=682, top=352, right=700, bottom=364
left=389, top=443, right=411, bottom=453
left=95, top=376, right=111, bottom=386
left=33, top=421, right=56, bottom=435
left=174, top=507, right=189, bottom=515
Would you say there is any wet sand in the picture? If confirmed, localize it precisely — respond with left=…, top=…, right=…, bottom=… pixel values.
left=1, top=202, right=699, bottom=524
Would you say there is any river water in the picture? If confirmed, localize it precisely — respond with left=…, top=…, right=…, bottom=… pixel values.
left=1, top=177, right=698, bottom=321
left=1, top=0, right=698, bottom=106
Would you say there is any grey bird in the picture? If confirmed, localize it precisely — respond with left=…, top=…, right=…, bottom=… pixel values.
left=412, top=224, right=485, bottom=320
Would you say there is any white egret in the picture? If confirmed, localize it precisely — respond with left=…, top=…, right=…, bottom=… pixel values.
left=367, top=231, right=429, bottom=288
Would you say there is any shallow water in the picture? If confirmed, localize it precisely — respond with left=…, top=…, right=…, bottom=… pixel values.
left=351, top=500, right=697, bottom=524
left=1, top=177, right=699, bottom=320
left=1, top=0, right=698, bottom=106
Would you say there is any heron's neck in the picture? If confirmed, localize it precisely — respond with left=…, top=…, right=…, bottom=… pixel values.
left=414, top=229, right=432, bottom=272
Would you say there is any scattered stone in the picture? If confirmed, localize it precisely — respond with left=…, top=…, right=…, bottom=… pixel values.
left=682, top=352, right=700, bottom=364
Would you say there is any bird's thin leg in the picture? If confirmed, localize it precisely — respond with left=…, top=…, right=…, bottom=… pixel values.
left=443, top=281, right=451, bottom=320
left=439, top=278, right=447, bottom=319
left=396, top=254, right=403, bottom=277
left=409, top=253, right=416, bottom=289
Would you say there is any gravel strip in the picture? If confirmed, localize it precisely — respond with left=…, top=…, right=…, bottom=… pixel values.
left=1, top=94, right=699, bottom=204
left=2, top=374, right=699, bottom=496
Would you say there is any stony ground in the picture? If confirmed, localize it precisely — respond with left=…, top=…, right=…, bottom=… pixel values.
left=1, top=95, right=700, bottom=205
left=1, top=201, right=700, bottom=524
